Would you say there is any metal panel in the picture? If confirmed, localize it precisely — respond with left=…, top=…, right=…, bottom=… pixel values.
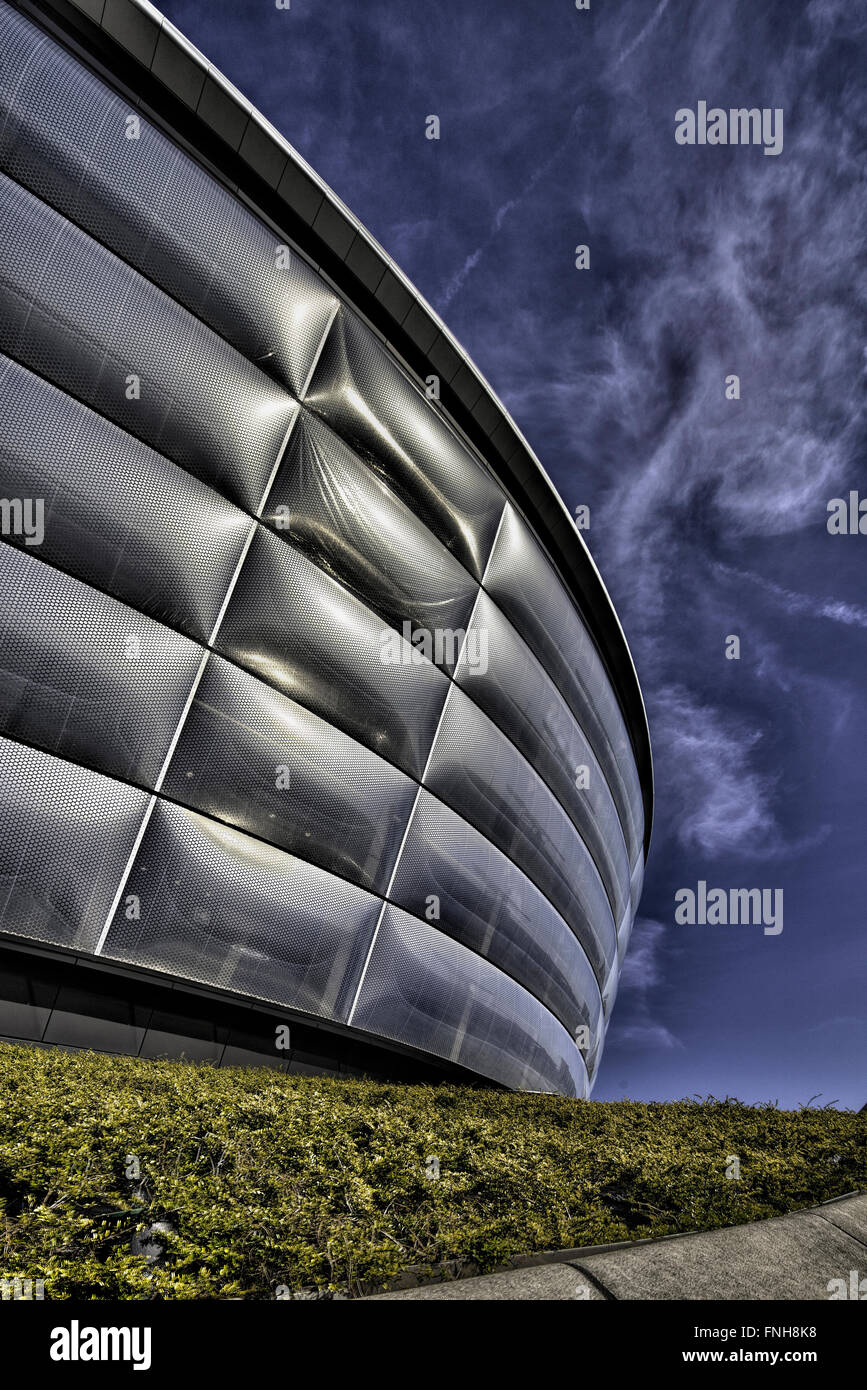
left=261, top=409, right=478, bottom=650
left=0, top=734, right=151, bottom=952
left=484, top=505, right=644, bottom=863
left=0, top=2, right=338, bottom=397
left=305, top=308, right=505, bottom=579
left=388, top=789, right=603, bottom=1047
left=160, top=655, right=417, bottom=895
left=0, top=1, right=649, bottom=1095
left=215, top=527, right=450, bottom=779
left=0, top=543, right=203, bottom=787
left=0, top=171, right=297, bottom=514
left=454, top=589, right=631, bottom=924
left=423, top=687, right=617, bottom=985
left=350, top=905, right=588, bottom=1097
left=100, top=799, right=381, bottom=1020
left=0, top=354, right=252, bottom=643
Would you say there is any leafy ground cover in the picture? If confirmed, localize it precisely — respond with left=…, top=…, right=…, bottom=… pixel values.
left=0, top=1044, right=862, bottom=1298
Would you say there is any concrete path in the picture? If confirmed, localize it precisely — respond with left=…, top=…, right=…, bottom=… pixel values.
left=367, top=1192, right=867, bottom=1300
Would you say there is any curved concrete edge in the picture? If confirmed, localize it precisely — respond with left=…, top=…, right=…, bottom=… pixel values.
left=364, top=1193, right=867, bottom=1300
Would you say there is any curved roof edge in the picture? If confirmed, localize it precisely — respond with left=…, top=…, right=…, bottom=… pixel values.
left=17, top=0, right=653, bottom=857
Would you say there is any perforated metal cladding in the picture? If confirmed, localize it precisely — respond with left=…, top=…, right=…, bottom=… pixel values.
left=0, top=544, right=202, bottom=787
left=388, top=790, right=603, bottom=1044
left=351, top=906, right=588, bottom=1096
left=423, top=688, right=617, bottom=985
left=0, top=173, right=297, bottom=514
left=101, top=800, right=381, bottom=1020
left=0, top=4, right=338, bottom=399
left=484, top=506, right=645, bottom=864
left=0, top=4, right=649, bottom=1093
left=305, top=310, right=505, bottom=579
left=261, top=410, right=479, bottom=650
left=0, top=735, right=150, bottom=952
left=0, top=356, right=252, bottom=643
left=454, top=590, right=631, bottom=925
left=161, top=655, right=417, bottom=895
left=215, top=528, right=450, bottom=779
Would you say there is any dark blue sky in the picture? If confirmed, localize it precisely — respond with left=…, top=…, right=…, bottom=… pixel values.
left=161, top=0, right=865, bottom=1109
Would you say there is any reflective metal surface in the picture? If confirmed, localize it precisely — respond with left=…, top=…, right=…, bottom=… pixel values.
left=101, top=800, right=380, bottom=1020
left=306, top=309, right=505, bottom=579
left=0, top=0, right=650, bottom=1093
left=0, top=735, right=151, bottom=953
left=0, top=2, right=339, bottom=399
left=484, top=506, right=645, bottom=864
left=0, top=355, right=252, bottom=642
left=350, top=905, right=589, bottom=1097
left=161, top=655, right=417, bottom=894
left=0, top=171, right=297, bottom=514
left=262, top=409, right=479, bottom=649
left=215, top=527, right=451, bottom=779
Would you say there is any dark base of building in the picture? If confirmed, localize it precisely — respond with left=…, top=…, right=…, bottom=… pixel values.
left=0, top=934, right=488, bottom=1087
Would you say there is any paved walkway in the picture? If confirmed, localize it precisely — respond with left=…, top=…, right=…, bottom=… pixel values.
left=367, top=1192, right=867, bottom=1300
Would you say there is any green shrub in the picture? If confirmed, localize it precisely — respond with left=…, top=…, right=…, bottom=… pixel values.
left=0, top=1044, right=862, bottom=1299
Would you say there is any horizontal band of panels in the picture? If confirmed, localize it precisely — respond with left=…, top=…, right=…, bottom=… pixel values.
left=0, top=354, right=253, bottom=644
left=424, top=686, right=618, bottom=986
left=0, top=170, right=297, bottom=515
left=0, top=540, right=605, bottom=1040
left=102, top=797, right=380, bottom=1025
left=0, top=733, right=588, bottom=1093
left=0, top=1, right=338, bottom=399
left=389, top=789, right=603, bottom=1044
left=351, top=905, right=588, bottom=1097
left=630, top=853, right=645, bottom=918
left=617, top=905, right=633, bottom=962
left=0, top=541, right=202, bottom=788
left=454, top=589, right=631, bottom=924
left=484, top=505, right=645, bottom=864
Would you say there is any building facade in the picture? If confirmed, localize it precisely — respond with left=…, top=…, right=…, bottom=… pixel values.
left=0, top=0, right=652, bottom=1095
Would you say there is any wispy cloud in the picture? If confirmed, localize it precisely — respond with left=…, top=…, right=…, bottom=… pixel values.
left=610, top=0, right=672, bottom=73
left=610, top=918, right=683, bottom=1051
left=713, top=562, right=867, bottom=630
left=650, top=686, right=780, bottom=856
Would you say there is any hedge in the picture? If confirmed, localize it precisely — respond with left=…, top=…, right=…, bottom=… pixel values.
left=0, top=1044, right=863, bottom=1298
